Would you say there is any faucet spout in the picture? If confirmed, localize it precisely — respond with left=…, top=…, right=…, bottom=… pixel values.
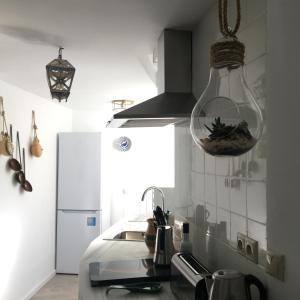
left=141, top=186, right=165, bottom=212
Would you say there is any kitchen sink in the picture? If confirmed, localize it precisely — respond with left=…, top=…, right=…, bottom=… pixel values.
left=104, top=231, right=145, bottom=242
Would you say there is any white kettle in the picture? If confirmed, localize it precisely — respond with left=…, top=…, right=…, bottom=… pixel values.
left=205, top=270, right=267, bottom=300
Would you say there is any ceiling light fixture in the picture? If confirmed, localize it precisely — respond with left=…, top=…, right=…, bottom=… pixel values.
left=46, top=47, right=75, bottom=102
left=112, top=100, right=134, bottom=112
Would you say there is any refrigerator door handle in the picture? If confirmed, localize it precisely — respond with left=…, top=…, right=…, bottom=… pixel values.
left=60, top=210, right=98, bottom=214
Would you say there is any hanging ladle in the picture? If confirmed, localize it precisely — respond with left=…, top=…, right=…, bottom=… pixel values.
left=14, top=132, right=25, bottom=184
left=22, top=148, right=33, bottom=192
left=8, top=126, right=22, bottom=171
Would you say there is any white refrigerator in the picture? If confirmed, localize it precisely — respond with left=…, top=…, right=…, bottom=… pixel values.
left=56, top=132, right=101, bottom=274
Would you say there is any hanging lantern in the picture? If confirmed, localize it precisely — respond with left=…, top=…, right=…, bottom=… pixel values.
left=190, top=0, right=263, bottom=156
left=46, top=47, right=75, bottom=102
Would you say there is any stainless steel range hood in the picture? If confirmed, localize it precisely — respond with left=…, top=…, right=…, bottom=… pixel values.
left=107, top=29, right=196, bottom=128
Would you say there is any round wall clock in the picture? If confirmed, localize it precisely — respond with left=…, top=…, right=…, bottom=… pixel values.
left=113, top=136, right=132, bottom=152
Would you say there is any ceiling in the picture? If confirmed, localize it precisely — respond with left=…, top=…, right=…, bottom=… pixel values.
left=0, top=0, right=213, bottom=110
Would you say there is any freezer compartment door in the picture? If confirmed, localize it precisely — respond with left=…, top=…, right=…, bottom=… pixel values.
left=58, top=132, right=101, bottom=210
left=56, top=210, right=101, bottom=274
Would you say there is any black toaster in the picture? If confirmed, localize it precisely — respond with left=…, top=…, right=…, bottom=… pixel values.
left=170, top=253, right=210, bottom=300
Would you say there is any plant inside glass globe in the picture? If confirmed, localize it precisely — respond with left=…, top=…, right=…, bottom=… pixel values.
left=190, top=0, right=263, bottom=157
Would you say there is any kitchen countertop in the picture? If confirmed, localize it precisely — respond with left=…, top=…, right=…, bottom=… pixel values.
left=78, top=218, right=175, bottom=300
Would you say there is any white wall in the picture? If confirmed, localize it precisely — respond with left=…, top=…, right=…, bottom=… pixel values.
left=101, top=126, right=175, bottom=225
left=72, top=109, right=112, bottom=132
left=0, top=80, right=72, bottom=300
left=266, top=1, right=300, bottom=298
left=162, top=123, right=193, bottom=218
left=72, top=110, right=189, bottom=227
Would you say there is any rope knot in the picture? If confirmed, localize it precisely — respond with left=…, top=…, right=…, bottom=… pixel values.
left=210, top=39, right=245, bottom=69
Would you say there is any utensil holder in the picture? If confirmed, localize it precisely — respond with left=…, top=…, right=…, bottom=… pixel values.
left=153, top=225, right=174, bottom=266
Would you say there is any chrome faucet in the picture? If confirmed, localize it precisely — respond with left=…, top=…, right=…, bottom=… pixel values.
left=141, top=186, right=165, bottom=212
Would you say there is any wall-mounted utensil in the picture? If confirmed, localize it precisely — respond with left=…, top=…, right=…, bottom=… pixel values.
left=22, top=148, right=32, bottom=192
left=30, top=110, right=43, bottom=157
left=8, top=126, right=22, bottom=171
left=0, top=97, right=13, bottom=156
left=14, top=132, right=25, bottom=184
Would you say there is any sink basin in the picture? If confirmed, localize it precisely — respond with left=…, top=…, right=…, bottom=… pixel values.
left=104, top=231, right=145, bottom=242
left=115, top=231, right=145, bottom=240
left=128, top=220, right=147, bottom=222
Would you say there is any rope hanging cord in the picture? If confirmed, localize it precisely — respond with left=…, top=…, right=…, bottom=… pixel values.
left=32, top=110, right=38, bottom=138
left=0, top=97, right=9, bottom=134
left=218, top=0, right=241, bottom=38
left=211, top=0, right=244, bottom=69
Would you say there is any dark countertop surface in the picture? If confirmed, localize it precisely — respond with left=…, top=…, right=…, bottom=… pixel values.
left=78, top=218, right=175, bottom=300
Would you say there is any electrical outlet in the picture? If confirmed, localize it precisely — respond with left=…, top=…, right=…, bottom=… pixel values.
left=245, top=237, right=258, bottom=264
left=265, top=251, right=285, bottom=281
left=237, top=233, right=246, bottom=255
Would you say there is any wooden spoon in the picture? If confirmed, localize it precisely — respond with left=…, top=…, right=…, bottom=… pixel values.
left=14, top=132, right=25, bottom=184
left=21, top=148, right=32, bottom=192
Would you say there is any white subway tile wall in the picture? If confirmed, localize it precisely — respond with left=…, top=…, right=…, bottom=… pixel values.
left=247, top=181, right=266, bottom=223
left=230, top=155, right=248, bottom=178
left=191, top=172, right=205, bottom=205
left=247, top=219, right=267, bottom=250
left=216, top=176, right=230, bottom=210
left=230, top=180, right=247, bottom=217
left=217, top=208, right=231, bottom=241
left=215, top=157, right=230, bottom=176
left=230, top=213, right=247, bottom=242
left=192, top=143, right=205, bottom=172
left=205, top=154, right=216, bottom=175
left=205, top=175, right=217, bottom=205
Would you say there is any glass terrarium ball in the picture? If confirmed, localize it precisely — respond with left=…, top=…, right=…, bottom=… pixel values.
left=190, top=66, right=263, bottom=157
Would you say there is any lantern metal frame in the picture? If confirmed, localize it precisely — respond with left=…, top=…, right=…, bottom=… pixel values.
left=46, top=47, right=75, bottom=102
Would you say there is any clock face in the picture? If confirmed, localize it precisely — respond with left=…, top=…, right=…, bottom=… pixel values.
left=113, top=136, right=132, bottom=152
